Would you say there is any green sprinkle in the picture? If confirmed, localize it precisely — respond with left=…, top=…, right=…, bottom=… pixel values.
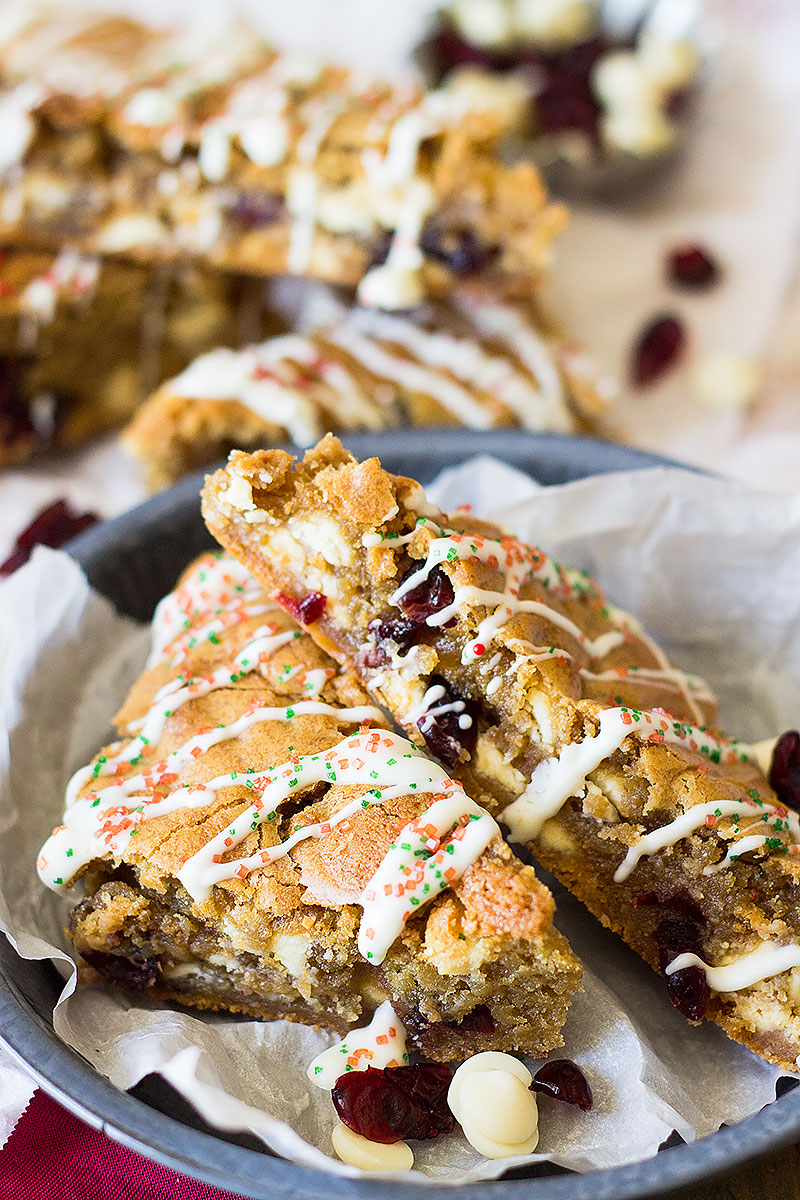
left=66, top=848, right=73, bottom=857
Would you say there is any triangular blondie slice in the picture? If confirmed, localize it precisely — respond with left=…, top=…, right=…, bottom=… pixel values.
left=202, top=437, right=800, bottom=1070
left=38, top=549, right=580, bottom=1060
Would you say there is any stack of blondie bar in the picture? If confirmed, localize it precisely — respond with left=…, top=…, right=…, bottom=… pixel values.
left=0, top=7, right=614, bottom=476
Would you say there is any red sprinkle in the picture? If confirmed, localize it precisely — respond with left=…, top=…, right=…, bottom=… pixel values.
left=666, top=244, right=721, bottom=291
left=630, top=314, right=686, bottom=387
left=472, top=643, right=486, bottom=656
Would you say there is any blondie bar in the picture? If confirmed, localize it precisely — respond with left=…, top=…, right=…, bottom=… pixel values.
left=0, top=10, right=566, bottom=307
left=124, top=292, right=613, bottom=490
left=202, top=438, right=800, bottom=1070
left=38, top=550, right=580, bottom=1059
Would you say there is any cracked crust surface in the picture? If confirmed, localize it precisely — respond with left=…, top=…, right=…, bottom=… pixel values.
left=45, top=550, right=581, bottom=1060
left=201, top=438, right=800, bottom=1070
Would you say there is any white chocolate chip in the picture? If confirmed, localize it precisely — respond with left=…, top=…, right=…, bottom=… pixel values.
left=460, top=1071, right=538, bottom=1145
left=689, top=353, right=761, bottom=409
left=357, top=262, right=425, bottom=312
left=592, top=51, right=660, bottom=111
left=638, top=34, right=701, bottom=93
left=450, top=0, right=515, bottom=48
left=442, top=66, right=530, bottom=129
left=514, top=0, right=594, bottom=48
left=601, top=103, right=676, bottom=156
left=223, top=475, right=255, bottom=512
left=331, top=1122, right=414, bottom=1172
left=748, top=736, right=778, bottom=776
left=97, top=213, right=168, bottom=251
left=448, top=1052, right=539, bottom=1159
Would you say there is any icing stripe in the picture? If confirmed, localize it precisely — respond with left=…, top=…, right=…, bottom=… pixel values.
left=666, top=943, right=800, bottom=993
left=502, top=706, right=756, bottom=843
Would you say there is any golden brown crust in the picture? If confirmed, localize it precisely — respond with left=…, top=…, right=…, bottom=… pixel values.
left=124, top=296, right=613, bottom=491
left=0, top=247, right=278, bottom=466
left=54, top=549, right=581, bottom=1058
left=0, top=14, right=565, bottom=299
left=201, top=439, right=800, bottom=1070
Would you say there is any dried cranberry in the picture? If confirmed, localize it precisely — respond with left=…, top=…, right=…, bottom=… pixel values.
left=420, top=225, right=495, bottom=276
left=231, top=192, right=284, bottom=229
left=531, top=1060, right=593, bottom=1111
left=417, top=674, right=479, bottom=770
left=393, top=1003, right=496, bottom=1046
left=536, top=81, right=599, bottom=138
left=0, top=356, right=35, bottom=448
left=654, top=913, right=710, bottom=1021
left=451, top=1004, right=495, bottom=1035
left=667, top=245, right=720, bottom=291
left=632, top=889, right=705, bottom=924
left=332, top=1064, right=454, bottom=1143
left=769, top=730, right=800, bottom=810
left=397, top=565, right=455, bottom=623
left=422, top=25, right=508, bottom=83
left=0, top=499, right=99, bottom=576
left=364, top=617, right=420, bottom=667
left=275, top=589, right=326, bottom=625
left=630, top=314, right=686, bottom=387
left=557, top=35, right=608, bottom=81
left=81, top=949, right=158, bottom=991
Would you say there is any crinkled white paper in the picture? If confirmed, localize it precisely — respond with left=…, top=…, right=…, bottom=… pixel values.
left=2, top=459, right=800, bottom=1182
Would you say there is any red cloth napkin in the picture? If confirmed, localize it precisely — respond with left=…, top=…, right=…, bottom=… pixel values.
left=1, top=1090, right=250, bottom=1200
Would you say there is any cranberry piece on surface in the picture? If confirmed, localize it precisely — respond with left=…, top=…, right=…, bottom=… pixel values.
left=667, top=245, right=721, bottom=291
left=419, top=225, right=495, bottom=276
left=332, top=1064, right=454, bottom=1144
left=769, top=730, right=800, bottom=810
left=81, top=949, right=158, bottom=991
left=0, top=499, right=99, bottom=577
left=531, top=1059, right=593, bottom=1111
left=632, top=889, right=705, bottom=925
left=396, top=565, right=455, bottom=624
left=364, top=617, right=420, bottom=667
left=557, top=36, right=608, bottom=82
left=275, top=589, right=326, bottom=625
left=423, top=26, right=508, bottom=83
left=630, top=314, right=686, bottom=387
left=663, top=961, right=711, bottom=1021
left=416, top=674, right=479, bottom=770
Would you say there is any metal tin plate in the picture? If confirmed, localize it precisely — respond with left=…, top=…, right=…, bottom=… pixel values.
left=3, top=431, right=794, bottom=1200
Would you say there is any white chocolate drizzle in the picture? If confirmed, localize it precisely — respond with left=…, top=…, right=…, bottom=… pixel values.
left=307, top=1000, right=408, bottom=1088
left=147, top=552, right=267, bottom=669
left=287, top=99, right=346, bottom=273
left=502, top=706, right=757, bottom=843
left=666, top=943, right=800, bottom=993
left=380, top=521, right=625, bottom=665
left=614, top=796, right=800, bottom=883
left=38, top=553, right=499, bottom=965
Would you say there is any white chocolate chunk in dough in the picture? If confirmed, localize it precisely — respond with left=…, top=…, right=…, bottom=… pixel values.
left=331, top=1122, right=414, bottom=1172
